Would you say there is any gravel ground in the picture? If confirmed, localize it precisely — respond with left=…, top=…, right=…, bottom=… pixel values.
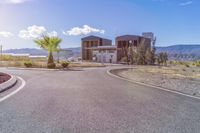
left=0, top=73, right=11, bottom=84
left=113, top=66, right=200, bottom=97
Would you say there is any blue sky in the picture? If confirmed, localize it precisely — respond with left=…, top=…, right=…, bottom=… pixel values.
left=0, top=0, right=199, bottom=50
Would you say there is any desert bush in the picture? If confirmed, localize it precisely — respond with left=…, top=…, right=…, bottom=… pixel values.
left=1, top=55, right=12, bottom=61
left=195, top=61, right=200, bottom=67
left=169, top=61, right=174, bottom=65
left=24, top=61, right=33, bottom=68
left=47, top=63, right=56, bottom=69
left=61, top=61, right=70, bottom=68
left=1, top=55, right=30, bottom=61
left=185, top=64, right=190, bottom=67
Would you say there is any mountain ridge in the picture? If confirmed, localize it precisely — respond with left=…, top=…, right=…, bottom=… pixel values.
left=3, top=44, right=200, bottom=61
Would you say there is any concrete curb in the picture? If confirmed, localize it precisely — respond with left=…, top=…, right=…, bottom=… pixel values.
left=107, top=68, right=200, bottom=100
left=0, top=74, right=17, bottom=93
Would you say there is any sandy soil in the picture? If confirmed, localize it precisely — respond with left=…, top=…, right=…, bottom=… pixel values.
left=113, top=65, right=200, bottom=97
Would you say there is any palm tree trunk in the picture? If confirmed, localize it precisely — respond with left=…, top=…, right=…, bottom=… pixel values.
left=48, top=51, right=54, bottom=64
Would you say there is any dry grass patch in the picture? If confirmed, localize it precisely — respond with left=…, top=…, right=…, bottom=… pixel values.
left=132, top=65, right=200, bottom=80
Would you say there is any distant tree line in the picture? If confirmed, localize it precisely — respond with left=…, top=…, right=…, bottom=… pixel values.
left=123, top=38, right=168, bottom=65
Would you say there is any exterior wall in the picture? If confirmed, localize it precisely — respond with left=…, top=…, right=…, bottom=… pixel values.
left=81, top=34, right=152, bottom=63
left=142, top=32, right=154, bottom=49
left=116, top=35, right=151, bottom=62
left=92, top=49, right=117, bottom=63
left=82, top=40, right=99, bottom=61
left=102, top=39, right=112, bottom=46
left=81, top=36, right=112, bottom=61
left=142, top=32, right=154, bottom=42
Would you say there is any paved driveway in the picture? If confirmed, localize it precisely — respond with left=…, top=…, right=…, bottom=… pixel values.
left=0, top=67, right=200, bottom=133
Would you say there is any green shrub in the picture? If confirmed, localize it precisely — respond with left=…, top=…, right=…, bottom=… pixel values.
left=192, top=61, right=200, bottom=67
left=185, top=64, right=190, bottom=67
left=24, top=61, right=33, bottom=68
left=169, top=61, right=174, bottom=65
left=47, top=63, right=56, bottom=69
left=61, top=61, right=70, bottom=68
left=196, top=61, right=200, bottom=67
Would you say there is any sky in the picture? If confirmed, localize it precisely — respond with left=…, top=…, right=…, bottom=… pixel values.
left=0, top=0, right=199, bottom=50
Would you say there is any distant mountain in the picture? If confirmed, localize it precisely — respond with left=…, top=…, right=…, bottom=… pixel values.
left=3, top=48, right=48, bottom=55
left=3, top=47, right=81, bottom=56
left=3, top=45, right=200, bottom=61
left=156, top=44, right=200, bottom=61
left=156, top=45, right=200, bottom=55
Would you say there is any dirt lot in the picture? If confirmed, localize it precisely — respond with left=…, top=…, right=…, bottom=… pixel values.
left=113, top=65, right=200, bottom=97
left=0, top=73, right=11, bottom=84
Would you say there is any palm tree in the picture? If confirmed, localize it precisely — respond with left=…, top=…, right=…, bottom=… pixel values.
left=34, top=35, right=62, bottom=68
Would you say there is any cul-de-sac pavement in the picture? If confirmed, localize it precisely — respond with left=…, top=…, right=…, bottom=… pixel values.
left=0, top=67, right=200, bottom=133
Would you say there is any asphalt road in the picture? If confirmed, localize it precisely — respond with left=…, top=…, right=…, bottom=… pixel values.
left=0, top=67, right=200, bottom=133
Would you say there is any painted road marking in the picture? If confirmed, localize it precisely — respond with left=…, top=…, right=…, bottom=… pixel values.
left=0, top=76, right=26, bottom=103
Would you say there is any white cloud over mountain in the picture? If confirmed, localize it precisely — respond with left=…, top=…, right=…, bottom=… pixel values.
left=0, top=31, right=14, bottom=38
left=63, top=25, right=105, bottom=36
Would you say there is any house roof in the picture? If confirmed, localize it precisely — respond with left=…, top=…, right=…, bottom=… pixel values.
left=81, top=35, right=102, bottom=41
left=81, top=35, right=111, bottom=41
left=116, top=35, right=151, bottom=41
left=116, top=35, right=141, bottom=40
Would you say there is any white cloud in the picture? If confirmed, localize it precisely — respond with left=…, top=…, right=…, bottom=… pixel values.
left=0, top=31, right=14, bottom=38
left=179, top=1, right=193, bottom=6
left=18, top=25, right=47, bottom=39
left=0, top=0, right=32, bottom=4
left=18, top=25, right=58, bottom=39
left=63, top=25, right=105, bottom=36
left=47, top=31, right=58, bottom=37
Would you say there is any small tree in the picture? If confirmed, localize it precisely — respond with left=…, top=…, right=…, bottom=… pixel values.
left=145, top=48, right=153, bottom=65
left=157, top=52, right=168, bottom=65
left=163, top=52, right=168, bottom=65
left=127, top=46, right=134, bottom=64
left=137, top=39, right=147, bottom=65
left=34, top=35, right=62, bottom=68
left=151, top=37, right=157, bottom=64
left=132, top=50, right=138, bottom=64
